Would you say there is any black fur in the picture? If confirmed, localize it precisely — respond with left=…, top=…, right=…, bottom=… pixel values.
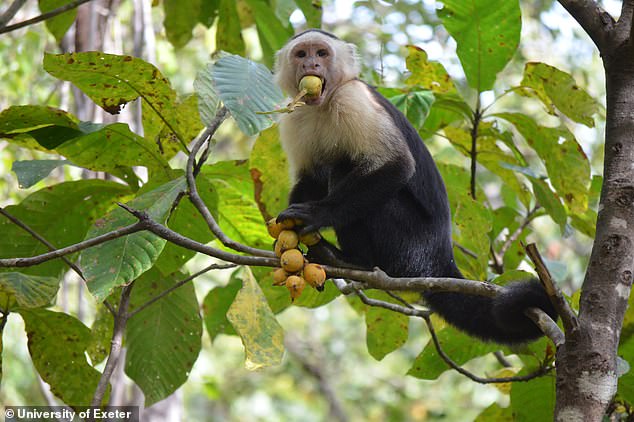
left=291, top=29, right=340, bottom=41
left=277, top=77, right=558, bottom=343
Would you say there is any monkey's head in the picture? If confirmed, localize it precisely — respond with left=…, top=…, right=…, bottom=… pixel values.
left=274, top=29, right=360, bottom=106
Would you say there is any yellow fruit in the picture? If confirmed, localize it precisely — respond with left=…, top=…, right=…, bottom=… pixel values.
left=274, top=240, right=284, bottom=257
left=299, top=75, right=322, bottom=97
left=280, top=249, right=305, bottom=273
left=285, top=275, right=306, bottom=300
left=266, top=218, right=283, bottom=239
left=277, top=230, right=299, bottom=251
left=279, top=218, right=295, bottom=229
left=272, top=268, right=288, bottom=286
left=303, top=263, right=326, bottom=290
left=299, top=231, right=321, bottom=246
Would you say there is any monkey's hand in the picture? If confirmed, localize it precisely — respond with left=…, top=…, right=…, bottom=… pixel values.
left=277, top=202, right=330, bottom=234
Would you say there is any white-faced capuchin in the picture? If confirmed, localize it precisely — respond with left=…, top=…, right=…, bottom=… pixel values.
left=274, top=29, right=558, bottom=344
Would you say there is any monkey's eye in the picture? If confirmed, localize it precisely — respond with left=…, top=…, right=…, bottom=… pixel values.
left=317, top=49, right=329, bottom=57
left=296, top=50, right=307, bottom=58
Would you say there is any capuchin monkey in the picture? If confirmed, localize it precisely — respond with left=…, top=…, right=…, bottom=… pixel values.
left=274, top=29, right=558, bottom=344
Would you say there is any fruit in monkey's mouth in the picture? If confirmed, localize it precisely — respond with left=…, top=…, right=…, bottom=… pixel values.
left=299, top=75, right=323, bottom=97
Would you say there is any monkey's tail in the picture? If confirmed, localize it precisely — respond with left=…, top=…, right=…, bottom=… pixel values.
left=422, top=279, right=558, bottom=344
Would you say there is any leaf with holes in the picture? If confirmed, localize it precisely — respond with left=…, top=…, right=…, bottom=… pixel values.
left=81, top=178, right=187, bottom=301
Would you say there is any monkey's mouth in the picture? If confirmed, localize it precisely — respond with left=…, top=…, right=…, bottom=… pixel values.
left=301, top=74, right=326, bottom=105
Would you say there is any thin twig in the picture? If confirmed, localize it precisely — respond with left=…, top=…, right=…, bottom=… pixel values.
left=0, top=0, right=94, bottom=34
left=524, top=243, right=579, bottom=332
left=0, top=207, right=85, bottom=280
left=525, top=307, right=565, bottom=347
left=423, top=315, right=554, bottom=384
left=127, top=263, right=236, bottom=318
left=91, top=283, right=134, bottom=407
left=498, top=205, right=540, bottom=258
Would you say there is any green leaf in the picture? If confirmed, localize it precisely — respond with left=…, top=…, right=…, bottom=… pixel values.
left=0, top=180, right=130, bottom=277
left=408, top=327, right=499, bottom=379
left=496, top=113, right=590, bottom=214
left=244, top=0, right=293, bottom=54
left=0, top=105, right=80, bottom=150
left=154, top=95, right=204, bottom=160
left=12, top=160, right=71, bottom=188
left=475, top=403, right=513, bottom=421
left=453, top=195, right=492, bottom=280
left=87, top=305, right=114, bottom=366
left=39, top=0, right=77, bottom=43
left=248, top=126, right=290, bottom=220
left=125, top=269, right=202, bottom=405
left=530, top=177, right=567, bottom=232
left=81, top=178, right=187, bottom=301
left=405, top=46, right=458, bottom=94
left=194, top=65, right=222, bottom=127
left=155, top=175, right=218, bottom=275
left=0, top=272, right=59, bottom=310
left=438, top=0, right=521, bottom=92
left=217, top=0, right=246, bottom=55
left=19, top=309, right=106, bottom=407
left=510, top=372, right=556, bottom=421
left=491, top=270, right=535, bottom=286
left=203, top=277, right=242, bottom=341
left=420, top=92, right=472, bottom=138
left=385, top=89, right=434, bottom=130
left=163, top=0, right=202, bottom=48
left=202, top=161, right=271, bottom=249
left=516, top=62, right=599, bottom=127
left=210, top=54, right=285, bottom=135
left=226, top=267, right=285, bottom=370
left=43, top=52, right=185, bottom=146
left=618, top=336, right=634, bottom=403
left=365, top=292, right=409, bottom=360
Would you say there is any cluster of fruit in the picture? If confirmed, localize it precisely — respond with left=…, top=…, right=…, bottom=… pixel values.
left=266, top=218, right=327, bottom=301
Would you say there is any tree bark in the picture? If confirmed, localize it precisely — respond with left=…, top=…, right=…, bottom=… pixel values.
left=554, top=10, right=634, bottom=420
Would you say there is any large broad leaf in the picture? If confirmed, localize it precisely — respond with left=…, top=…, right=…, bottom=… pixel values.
left=125, top=268, right=202, bottom=405
left=19, top=309, right=106, bottom=407
left=12, top=160, right=71, bottom=188
left=516, top=62, right=599, bottom=127
left=496, top=113, right=590, bottom=214
left=365, top=292, right=409, bottom=361
left=39, top=0, right=77, bottom=43
left=510, top=372, right=556, bottom=421
left=87, top=305, right=114, bottom=366
left=203, top=276, right=242, bottom=342
left=201, top=161, right=271, bottom=249
left=243, top=0, right=293, bottom=67
left=209, top=54, right=285, bottom=136
left=475, top=404, right=514, bottom=421
left=226, top=267, right=285, bottom=370
left=0, top=272, right=59, bottom=311
left=383, top=88, right=434, bottom=131
left=438, top=0, right=521, bottom=92
left=56, top=122, right=172, bottom=178
left=43, top=52, right=185, bottom=146
left=0, top=180, right=130, bottom=277
left=293, top=0, right=322, bottom=28
left=618, top=336, right=634, bottom=404
left=407, top=327, right=500, bottom=380
left=248, top=126, right=290, bottom=220
left=405, top=46, right=458, bottom=94
left=529, top=177, right=567, bottom=232
left=81, top=178, right=187, bottom=301
left=0, top=105, right=81, bottom=150
left=453, top=195, right=492, bottom=280
left=194, top=64, right=222, bottom=127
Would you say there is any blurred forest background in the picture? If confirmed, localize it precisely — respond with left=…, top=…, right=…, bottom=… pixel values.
left=0, top=0, right=613, bottom=420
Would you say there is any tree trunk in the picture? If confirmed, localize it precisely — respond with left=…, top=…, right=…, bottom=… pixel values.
left=554, top=27, right=634, bottom=421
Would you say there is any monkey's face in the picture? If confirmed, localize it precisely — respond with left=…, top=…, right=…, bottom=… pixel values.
left=289, top=41, right=333, bottom=105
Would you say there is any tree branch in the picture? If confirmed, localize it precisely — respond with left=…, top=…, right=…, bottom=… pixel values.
left=0, top=0, right=94, bottom=34
left=0, top=221, right=147, bottom=268
left=524, top=243, right=579, bottom=333
left=185, top=107, right=276, bottom=259
left=555, top=0, right=614, bottom=52
left=525, top=307, right=565, bottom=347
left=0, top=207, right=85, bottom=280
left=91, top=283, right=133, bottom=407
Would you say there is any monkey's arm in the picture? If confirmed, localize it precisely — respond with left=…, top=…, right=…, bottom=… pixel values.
left=278, top=158, right=413, bottom=233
